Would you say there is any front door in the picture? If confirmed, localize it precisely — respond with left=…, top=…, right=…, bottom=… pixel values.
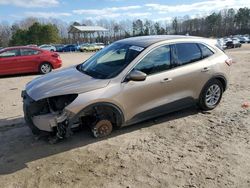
left=118, top=45, right=175, bottom=122
left=0, top=49, right=20, bottom=75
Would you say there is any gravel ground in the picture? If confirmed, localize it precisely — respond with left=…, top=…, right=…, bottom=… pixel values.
left=0, top=46, right=249, bottom=188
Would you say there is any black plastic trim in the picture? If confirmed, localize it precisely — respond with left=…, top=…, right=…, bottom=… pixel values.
left=125, top=97, right=196, bottom=126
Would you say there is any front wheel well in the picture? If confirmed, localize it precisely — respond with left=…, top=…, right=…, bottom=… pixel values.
left=77, top=103, right=124, bottom=128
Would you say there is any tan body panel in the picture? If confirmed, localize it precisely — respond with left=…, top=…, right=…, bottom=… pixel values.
left=66, top=38, right=230, bottom=124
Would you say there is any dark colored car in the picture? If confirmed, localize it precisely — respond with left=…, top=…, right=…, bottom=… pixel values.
left=232, top=39, right=242, bottom=48
left=54, top=44, right=65, bottom=52
left=226, top=40, right=241, bottom=49
left=61, top=45, right=78, bottom=52
left=0, top=46, right=62, bottom=76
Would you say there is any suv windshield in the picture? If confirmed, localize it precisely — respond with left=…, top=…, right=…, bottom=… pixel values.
left=79, top=42, right=144, bottom=79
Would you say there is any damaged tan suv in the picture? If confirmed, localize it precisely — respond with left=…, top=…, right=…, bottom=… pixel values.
left=22, top=35, right=231, bottom=141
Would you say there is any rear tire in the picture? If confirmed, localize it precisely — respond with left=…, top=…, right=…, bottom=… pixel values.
left=39, top=62, right=52, bottom=74
left=198, top=79, right=223, bottom=111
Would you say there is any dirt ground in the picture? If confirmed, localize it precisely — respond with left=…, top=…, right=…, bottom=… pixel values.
left=0, top=46, right=250, bottom=188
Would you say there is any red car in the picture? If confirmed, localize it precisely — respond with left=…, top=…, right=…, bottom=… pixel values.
left=0, top=46, right=62, bottom=76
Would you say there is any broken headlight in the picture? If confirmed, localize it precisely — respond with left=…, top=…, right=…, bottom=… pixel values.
left=48, top=94, right=78, bottom=112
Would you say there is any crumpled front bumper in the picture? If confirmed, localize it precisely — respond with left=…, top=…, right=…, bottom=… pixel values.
left=22, top=91, right=69, bottom=132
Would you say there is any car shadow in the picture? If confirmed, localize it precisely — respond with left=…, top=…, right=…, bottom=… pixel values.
left=0, top=116, right=25, bottom=131
left=0, top=107, right=200, bottom=175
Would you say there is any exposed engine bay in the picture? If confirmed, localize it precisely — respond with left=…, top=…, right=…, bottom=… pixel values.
left=22, top=91, right=79, bottom=140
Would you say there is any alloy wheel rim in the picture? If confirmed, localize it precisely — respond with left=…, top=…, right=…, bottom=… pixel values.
left=41, top=64, right=51, bottom=73
left=205, top=84, right=221, bottom=107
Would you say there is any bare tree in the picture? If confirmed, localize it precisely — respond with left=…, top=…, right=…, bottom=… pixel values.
left=0, top=22, right=11, bottom=47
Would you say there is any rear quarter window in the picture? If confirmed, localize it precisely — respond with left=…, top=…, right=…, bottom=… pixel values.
left=198, top=44, right=214, bottom=58
left=174, top=43, right=202, bottom=65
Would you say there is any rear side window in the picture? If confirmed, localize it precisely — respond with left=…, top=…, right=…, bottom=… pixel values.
left=198, top=44, right=214, bottom=58
left=134, top=45, right=171, bottom=75
left=0, top=49, right=20, bottom=57
left=174, top=43, right=202, bottom=65
left=21, top=49, right=40, bottom=56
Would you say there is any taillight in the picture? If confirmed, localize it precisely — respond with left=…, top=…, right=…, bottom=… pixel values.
left=225, top=58, right=233, bottom=66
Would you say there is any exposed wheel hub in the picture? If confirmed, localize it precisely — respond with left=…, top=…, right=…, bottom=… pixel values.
left=92, top=119, right=113, bottom=138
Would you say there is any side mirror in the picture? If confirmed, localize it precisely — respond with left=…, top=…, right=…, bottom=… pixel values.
left=126, top=70, right=147, bottom=82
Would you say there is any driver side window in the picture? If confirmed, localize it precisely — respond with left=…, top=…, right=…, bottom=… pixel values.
left=134, top=45, right=171, bottom=75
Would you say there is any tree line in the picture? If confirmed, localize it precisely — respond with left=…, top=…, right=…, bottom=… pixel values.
left=0, top=7, right=250, bottom=47
left=10, top=22, right=60, bottom=46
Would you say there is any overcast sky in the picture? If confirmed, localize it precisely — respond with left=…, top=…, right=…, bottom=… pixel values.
left=1, top=0, right=250, bottom=23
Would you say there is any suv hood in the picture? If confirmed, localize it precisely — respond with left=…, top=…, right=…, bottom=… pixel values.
left=26, top=66, right=110, bottom=101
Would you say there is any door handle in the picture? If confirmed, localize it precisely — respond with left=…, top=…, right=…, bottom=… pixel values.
left=161, top=78, right=172, bottom=83
left=201, top=67, right=210, bottom=72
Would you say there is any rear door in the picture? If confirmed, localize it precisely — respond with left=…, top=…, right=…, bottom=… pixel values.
left=20, top=48, right=42, bottom=72
left=0, top=49, right=21, bottom=75
left=168, top=42, right=215, bottom=100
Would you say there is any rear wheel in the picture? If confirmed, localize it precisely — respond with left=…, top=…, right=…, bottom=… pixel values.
left=199, top=79, right=223, bottom=111
left=39, top=62, right=52, bottom=74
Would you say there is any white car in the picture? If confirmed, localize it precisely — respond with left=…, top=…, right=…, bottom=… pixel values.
left=39, top=44, right=56, bottom=52
left=95, top=43, right=105, bottom=50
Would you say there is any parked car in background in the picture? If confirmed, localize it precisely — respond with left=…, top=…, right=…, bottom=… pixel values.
left=22, top=35, right=231, bottom=140
left=54, top=44, right=65, bottom=52
left=80, top=44, right=96, bottom=52
left=224, top=37, right=232, bottom=43
left=238, top=37, right=250, bottom=43
left=94, top=43, right=105, bottom=50
left=217, top=38, right=226, bottom=50
left=75, top=44, right=83, bottom=51
left=225, top=41, right=235, bottom=49
left=61, top=44, right=78, bottom=52
left=232, top=38, right=241, bottom=48
left=0, top=46, right=62, bottom=76
left=26, top=44, right=38, bottom=47
left=225, top=38, right=241, bottom=49
left=39, top=44, right=56, bottom=52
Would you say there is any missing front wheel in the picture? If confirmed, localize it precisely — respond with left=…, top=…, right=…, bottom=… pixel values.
left=91, top=119, right=113, bottom=138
